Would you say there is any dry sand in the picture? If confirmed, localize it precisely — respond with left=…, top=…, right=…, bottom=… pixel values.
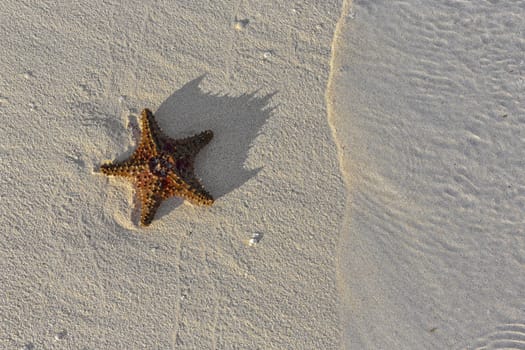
left=1, top=1, right=344, bottom=349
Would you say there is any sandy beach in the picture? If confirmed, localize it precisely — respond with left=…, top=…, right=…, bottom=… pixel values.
left=2, top=0, right=524, bottom=349
left=1, top=1, right=344, bottom=349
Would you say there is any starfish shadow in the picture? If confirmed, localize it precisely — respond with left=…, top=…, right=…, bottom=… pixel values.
left=151, top=75, right=276, bottom=219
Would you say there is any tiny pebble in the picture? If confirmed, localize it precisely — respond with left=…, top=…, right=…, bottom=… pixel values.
left=55, top=330, right=67, bottom=341
left=234, top=19, right=249, bottom=31
left=263, top=51, right=272, bottom=60
left=248, top=232, right=263, bottom=246
left=23, top=71, right=33, bottom=79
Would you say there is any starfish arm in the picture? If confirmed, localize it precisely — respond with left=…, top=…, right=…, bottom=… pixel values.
left=172, top=130, right=213, bottom=157
left=137, top=175, right=163, bottom=226
left=132, top=109, right=161, bottom=162
left=140, top=192, right=162, bottom=226
left=165, top=173, right=214, bottom=206
left=184, top=177, right=214, bottom=205
left=142, top=108, right=170, bottom=145
left=100, top=161, right=145, bottom=177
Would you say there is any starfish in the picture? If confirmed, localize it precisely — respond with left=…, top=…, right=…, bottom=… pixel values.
left=100, top=108, right=214, bottom=226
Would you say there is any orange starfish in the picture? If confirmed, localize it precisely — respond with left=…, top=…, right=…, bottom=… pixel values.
left=101, top=108, right=214, bottom=226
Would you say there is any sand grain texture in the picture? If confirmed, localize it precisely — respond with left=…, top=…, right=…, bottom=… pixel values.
left=0, top=1, right=345, bottom=349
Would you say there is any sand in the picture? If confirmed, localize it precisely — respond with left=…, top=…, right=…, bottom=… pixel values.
left=2, top=0, right=524, bottom=349
left=1, top=1, right=345, bottom=349
left=330, top=1, right=525, bottom=349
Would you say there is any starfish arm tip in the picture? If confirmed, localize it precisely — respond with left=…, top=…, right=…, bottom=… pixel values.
left=140, top=216, right=154, bottom=226
left=141, top=108, right=153, bottom=117
left=100, top=161, right=145, bottom=177
left=201, top=130, right=213, bottom=142
left=187, top=190, right=214, bottom=206
left=100, top=162, right=117, bottom=175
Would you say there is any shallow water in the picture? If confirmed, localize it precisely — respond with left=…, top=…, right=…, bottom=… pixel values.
left=330, top=1, right=525, bottom=348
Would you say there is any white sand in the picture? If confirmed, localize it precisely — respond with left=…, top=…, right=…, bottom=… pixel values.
left=1, top=1, right=345, bottom=349
left=3, top=0, right=524, bottom=349
left=330, top=1, right=525, bottom=349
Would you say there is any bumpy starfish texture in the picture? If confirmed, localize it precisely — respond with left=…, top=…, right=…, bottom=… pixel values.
left=101, top=108, right=214, bottom=226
